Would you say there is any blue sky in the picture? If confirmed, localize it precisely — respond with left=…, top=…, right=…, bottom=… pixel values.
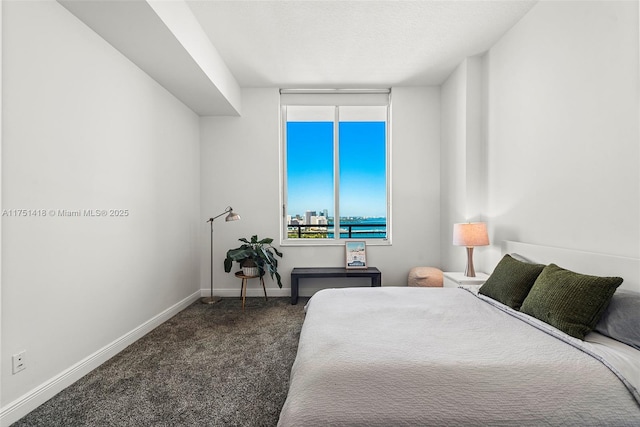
left=287, top=121, right=386, bottom=218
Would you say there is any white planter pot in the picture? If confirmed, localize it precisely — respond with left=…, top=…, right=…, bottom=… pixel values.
left=242, top=266, right=259, bottom=277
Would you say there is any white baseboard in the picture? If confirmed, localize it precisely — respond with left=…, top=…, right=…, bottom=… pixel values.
left=202, top=287, right=291, bottom=298
left=0, top=291, right=201, bottom=427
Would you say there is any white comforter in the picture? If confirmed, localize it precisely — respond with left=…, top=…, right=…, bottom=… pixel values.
left=278, top=287, right=640, bottom=426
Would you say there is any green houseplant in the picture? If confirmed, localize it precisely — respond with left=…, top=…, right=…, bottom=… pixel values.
left=224, top=235, right=283, bottom=288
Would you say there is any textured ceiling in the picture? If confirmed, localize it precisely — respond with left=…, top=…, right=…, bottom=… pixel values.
left=187, top=0, right=538, bottom=88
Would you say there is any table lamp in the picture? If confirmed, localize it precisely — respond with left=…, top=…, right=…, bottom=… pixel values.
left=453, top=222, right=489, bottom=277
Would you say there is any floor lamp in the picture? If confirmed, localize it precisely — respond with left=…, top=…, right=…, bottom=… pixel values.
left=202, top=206, right=241, bottom=304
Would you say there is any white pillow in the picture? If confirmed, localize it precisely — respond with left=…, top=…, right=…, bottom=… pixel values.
left=594, top=290, right=640, bottom=350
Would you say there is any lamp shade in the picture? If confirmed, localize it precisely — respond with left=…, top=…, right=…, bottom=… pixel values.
left=225, top=210, right=241, bottom=222
left=453, top=222, right=489, bottom=247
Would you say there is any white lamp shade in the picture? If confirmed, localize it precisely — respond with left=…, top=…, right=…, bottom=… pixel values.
left=453, top=222, right=489, bottom=247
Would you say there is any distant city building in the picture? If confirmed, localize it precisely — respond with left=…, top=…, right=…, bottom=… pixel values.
left=310, top=215, right=328, bottom=225
left=305, top=210, right=315, bottom=225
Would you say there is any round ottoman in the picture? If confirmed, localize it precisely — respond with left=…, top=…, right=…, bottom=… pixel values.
left=408, top=267, right=443, bottom=287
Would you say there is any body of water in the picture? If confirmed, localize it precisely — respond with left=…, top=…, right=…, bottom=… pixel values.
left=332, top=217, right=386, bottom=239
left=287, top=217, right=387, bottom=239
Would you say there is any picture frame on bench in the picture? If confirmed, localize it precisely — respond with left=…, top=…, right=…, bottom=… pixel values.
left=345, top=241, right=367, bottom=269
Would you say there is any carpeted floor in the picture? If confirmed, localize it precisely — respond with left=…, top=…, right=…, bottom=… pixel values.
left=13, top=297, right=308, bottom=427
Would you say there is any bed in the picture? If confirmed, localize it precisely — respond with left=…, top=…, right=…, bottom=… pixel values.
left=278, top=242, right=640, bottom=426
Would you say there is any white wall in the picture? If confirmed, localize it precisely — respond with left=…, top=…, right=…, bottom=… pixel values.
left=387, top=87, right=441, bottom=285
left=1, top=1, right=201, bottom=422
left=441, top=0, right=640, bottom=274
left=483, top=0, right=639, bottom=267
left=440, top=57, right=487, bottom=272
left=200, top=89, right=281, bottom=296
left=200, top=87, right=440, bottom=297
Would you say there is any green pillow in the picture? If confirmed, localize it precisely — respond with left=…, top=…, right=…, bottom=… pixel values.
left=520, top=264, right=623, bottom=340
left=479, top=255, right=545, bottom=310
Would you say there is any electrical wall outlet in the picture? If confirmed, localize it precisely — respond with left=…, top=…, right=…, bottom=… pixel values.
left=12, top=351, right=26, bottom=374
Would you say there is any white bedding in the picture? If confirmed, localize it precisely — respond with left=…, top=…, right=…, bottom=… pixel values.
left=278, top=287, right=640, bottom=426
left=474, top=290, right=640, bottom=402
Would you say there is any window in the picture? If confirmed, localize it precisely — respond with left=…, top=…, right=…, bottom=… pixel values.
left=280, top=90, right=390, bottom=244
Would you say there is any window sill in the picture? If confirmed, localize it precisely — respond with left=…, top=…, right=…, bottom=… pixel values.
left=280, top=239, right=391, bottom=247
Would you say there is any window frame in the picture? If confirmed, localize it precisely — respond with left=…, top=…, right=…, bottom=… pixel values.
left=279, top=90, right=392, bottom=247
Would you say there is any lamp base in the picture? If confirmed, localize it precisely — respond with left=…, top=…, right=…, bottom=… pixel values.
left=201, top=296, right=223, bottom=304
left=464, top=247, right=477, bottom=277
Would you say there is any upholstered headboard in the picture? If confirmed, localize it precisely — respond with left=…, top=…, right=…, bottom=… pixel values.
left=502, top=241, right=640, bottom=293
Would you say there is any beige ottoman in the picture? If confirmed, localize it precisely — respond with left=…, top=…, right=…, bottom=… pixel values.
left=408, top=267, right=443, bottom=287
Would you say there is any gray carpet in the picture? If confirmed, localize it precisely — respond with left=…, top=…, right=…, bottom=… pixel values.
left=13, top=297, right=308, bottom=427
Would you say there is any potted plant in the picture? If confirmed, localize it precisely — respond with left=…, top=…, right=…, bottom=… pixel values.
left=224, top=235, right=284, bottom=288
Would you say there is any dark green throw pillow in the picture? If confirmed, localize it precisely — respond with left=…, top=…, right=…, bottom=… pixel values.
left=479, top=254, right=545, bottom=310
left=520, top=264, right=623, bottom=340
